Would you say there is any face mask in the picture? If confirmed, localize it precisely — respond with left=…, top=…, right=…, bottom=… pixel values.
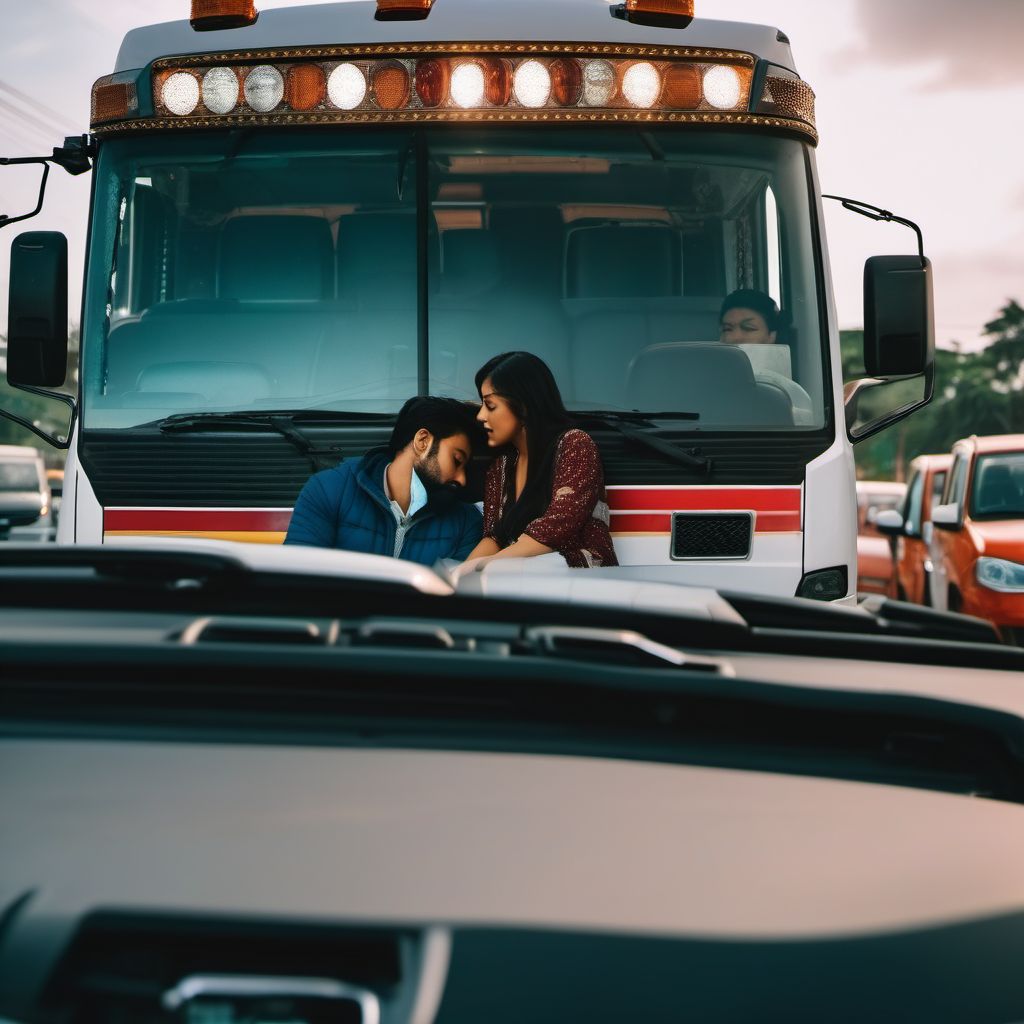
left=407, top=463, right=430, bottom=518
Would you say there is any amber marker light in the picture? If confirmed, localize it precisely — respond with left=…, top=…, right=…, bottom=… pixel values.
left=91, top=74, right=139, bottom=126
left=551, top=59, right=582, bottom=107
left=661, top=64, right=701, bottom=108
left=373, top=63, right=411, bottom=110
left=376, top=0, right=434, bottom=20
left=415, top=58, right=450, bottom=108
left=190, top=0, right=258, bottom=31
left=483, top=58, right=512, bottom=107
left=286, top=64, right=326, bottom=111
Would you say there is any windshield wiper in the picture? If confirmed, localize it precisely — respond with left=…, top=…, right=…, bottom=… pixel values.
left=153, top=410, right=395, bottom=471
left=574, top=411, right=711, bottom=473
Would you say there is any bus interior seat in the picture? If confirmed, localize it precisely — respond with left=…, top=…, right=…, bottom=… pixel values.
left=566, top=223, right=723, bottom=407
left=626, top=342, right=794, bottom=426
left=431, top=228, right=571, bottom=399
left=109, top=215, right=335, bottom=407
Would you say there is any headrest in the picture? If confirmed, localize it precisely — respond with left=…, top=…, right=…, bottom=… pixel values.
left=566, top=224, right=681, bottom=299
left=218, top=216, right=333, bottom=302
left=440, top=230, right=500, bottom=297
left=337, top=212, right=439, bottom=301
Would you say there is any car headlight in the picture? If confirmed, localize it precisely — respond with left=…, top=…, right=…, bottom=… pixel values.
left=975, top=557, right=1024, bottom=593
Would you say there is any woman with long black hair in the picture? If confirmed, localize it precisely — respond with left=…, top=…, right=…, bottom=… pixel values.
left=461, top=351, right=617, bottom=570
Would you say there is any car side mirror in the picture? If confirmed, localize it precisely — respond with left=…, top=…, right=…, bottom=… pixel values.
left=864, top=255, right=934, bottom=377
left=7, top=231, right=69, bottom=388
left=874, top=509, right=905, bottom=537
left=931, top=503, right=960, bottom=531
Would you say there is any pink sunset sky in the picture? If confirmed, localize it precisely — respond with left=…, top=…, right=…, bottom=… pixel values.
left=1, top=0, right=1022, bottom=350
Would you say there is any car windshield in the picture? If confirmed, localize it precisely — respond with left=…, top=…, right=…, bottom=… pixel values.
left=0, top=462, right=40, bottom=490
left=970, top=452, right=1024, bottom=519
left=81, top=128, right=827, bottom=432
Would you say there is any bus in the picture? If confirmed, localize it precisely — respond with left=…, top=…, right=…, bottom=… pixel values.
left=2, top=0, right=934, bottom=601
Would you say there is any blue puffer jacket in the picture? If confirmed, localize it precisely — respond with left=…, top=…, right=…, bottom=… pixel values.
left=284, top=452, right=482, bottom=565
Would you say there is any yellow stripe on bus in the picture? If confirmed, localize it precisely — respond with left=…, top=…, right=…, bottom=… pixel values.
left=104, top=530, right=286, bottom=544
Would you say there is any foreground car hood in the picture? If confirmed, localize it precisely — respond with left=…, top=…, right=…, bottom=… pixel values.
left=3, top=741, right=1024, bottom=940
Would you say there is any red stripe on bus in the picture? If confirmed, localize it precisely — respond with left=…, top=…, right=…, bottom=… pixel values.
left=607, top=487, right=801, bottom=513
left=104, top=509, right=293, bottom=532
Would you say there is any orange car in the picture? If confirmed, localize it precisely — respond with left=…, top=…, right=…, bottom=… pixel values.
left=855, top=481, right=906, bottom=596
left=876, top=454, right=952, bottom=605
left=930, top=435, right=1024, bottom=644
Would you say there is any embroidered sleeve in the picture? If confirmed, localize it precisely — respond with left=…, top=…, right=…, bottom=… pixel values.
left=523, top=430, right=602, bottom=550
left=482, top=456, right=505, bottom=540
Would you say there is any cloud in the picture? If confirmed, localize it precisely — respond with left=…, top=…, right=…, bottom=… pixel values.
left=850, top=0, right=1024, bottom=88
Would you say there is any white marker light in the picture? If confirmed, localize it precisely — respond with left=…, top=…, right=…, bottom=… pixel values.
left=703, top=65, right=742, bottom=109
left=582, top=60, right=615, bottom=106
left=202, top=67, right=239, bottom=115
left=451, top=62, right=485, bottom=108
left=162, top=72, right=200, bottom=116
left=622, top=62, right=661, bottom=108
left=328, top=63, right=367, bottom=110
left=244, top=65, right=284, bottom=112
left=513, top=59, right=551, bottom=108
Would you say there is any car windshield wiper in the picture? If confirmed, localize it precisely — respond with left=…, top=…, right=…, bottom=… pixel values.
left=150, top=410, right=396, bottom=471
left=574, top=410, right=711, bottom=473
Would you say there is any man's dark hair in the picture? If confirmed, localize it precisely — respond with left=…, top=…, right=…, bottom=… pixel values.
left=387, top=396, right=482, bottom=457
left=719, top=289, right=782, bottom=333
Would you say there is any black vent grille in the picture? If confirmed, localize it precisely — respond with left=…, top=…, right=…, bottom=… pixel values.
left=672, top=512, right=753, bottom=560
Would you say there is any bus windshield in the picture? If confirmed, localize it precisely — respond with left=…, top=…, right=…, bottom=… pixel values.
left=82, top=128, right=828, bottom=432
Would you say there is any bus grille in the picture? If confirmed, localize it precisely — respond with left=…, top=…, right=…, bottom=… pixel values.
left=671, top=512, right=753, bottom=560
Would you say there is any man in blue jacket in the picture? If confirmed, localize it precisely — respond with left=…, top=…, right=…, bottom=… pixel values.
left=285, top=396, right=483, bottom=564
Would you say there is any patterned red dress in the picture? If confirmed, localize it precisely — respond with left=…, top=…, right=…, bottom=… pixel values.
left=482, top=428, right=618, bottom=568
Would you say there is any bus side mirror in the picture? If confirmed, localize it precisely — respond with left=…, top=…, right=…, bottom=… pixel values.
left=864, top=255, right=934, bottom=377
left=7, top=231, right=69, bottom=388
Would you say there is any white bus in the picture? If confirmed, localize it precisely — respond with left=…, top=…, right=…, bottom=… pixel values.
left=3, top=0, right=934, bottom=600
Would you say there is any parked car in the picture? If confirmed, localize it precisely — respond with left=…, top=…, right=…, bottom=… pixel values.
left=855, top=480, right=906, bottom=596
left=0, top=444, right=50, bottom=540
left=929, top=435, right=1024, bottom=643
left=876, top=454, right=952, bottom=605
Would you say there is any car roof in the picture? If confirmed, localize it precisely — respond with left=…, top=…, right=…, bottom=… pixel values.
left=955, top=434, right=1024, bottom=456
left=114, top=0, right=797, bottom=74
left=0, top=445, right=44, bottom=460
left=910, top=453, right=954, bottom=472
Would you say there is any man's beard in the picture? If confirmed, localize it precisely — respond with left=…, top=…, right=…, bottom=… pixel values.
left=414, top=441, right=459, bottom=504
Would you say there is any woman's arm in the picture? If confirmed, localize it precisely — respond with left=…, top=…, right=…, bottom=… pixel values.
left=463, top=536, right=501, bottom=562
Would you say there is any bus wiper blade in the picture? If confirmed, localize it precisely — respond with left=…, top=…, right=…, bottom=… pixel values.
left=155, top=411, right=392, bottom=471
left=575, top=411, right=711, bottom=473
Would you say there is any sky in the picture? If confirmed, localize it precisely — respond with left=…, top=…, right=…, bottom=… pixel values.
left=1, top=0, right=1022, bottom=350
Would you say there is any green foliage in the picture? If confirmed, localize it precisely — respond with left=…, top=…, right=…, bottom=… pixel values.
left=848, top=300, right=1024, bottom=480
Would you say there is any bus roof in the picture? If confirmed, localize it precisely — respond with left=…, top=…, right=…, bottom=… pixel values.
left=114, top=0, right=796, bottom=75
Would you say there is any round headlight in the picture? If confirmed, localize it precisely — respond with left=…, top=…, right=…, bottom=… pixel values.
left=202, top=67, right=239, bottom=115
left=244, top=65, right=284, bottom=113
left=162, top=72, right=200, bottom=116
left=703, top=65, right=742, bottom=109
left=622, top=62, right=661, bottom=108
left=451, top=62, right=485, bottom=108
left=513, top=60, right=551, bottom=108
left=328, top=63, right=367, bottom=110
left=582, top=60, right=615, bottom=107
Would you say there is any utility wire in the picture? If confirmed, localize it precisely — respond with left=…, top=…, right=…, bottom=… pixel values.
left=0, top=79, right=78, bottom=136
left=0, top=98, right=60, bottom=150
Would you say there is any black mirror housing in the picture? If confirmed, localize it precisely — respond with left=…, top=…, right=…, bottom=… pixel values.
left=7, top=231, right=69, bottom=388
left=863, top=255, right=934, bottom=377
